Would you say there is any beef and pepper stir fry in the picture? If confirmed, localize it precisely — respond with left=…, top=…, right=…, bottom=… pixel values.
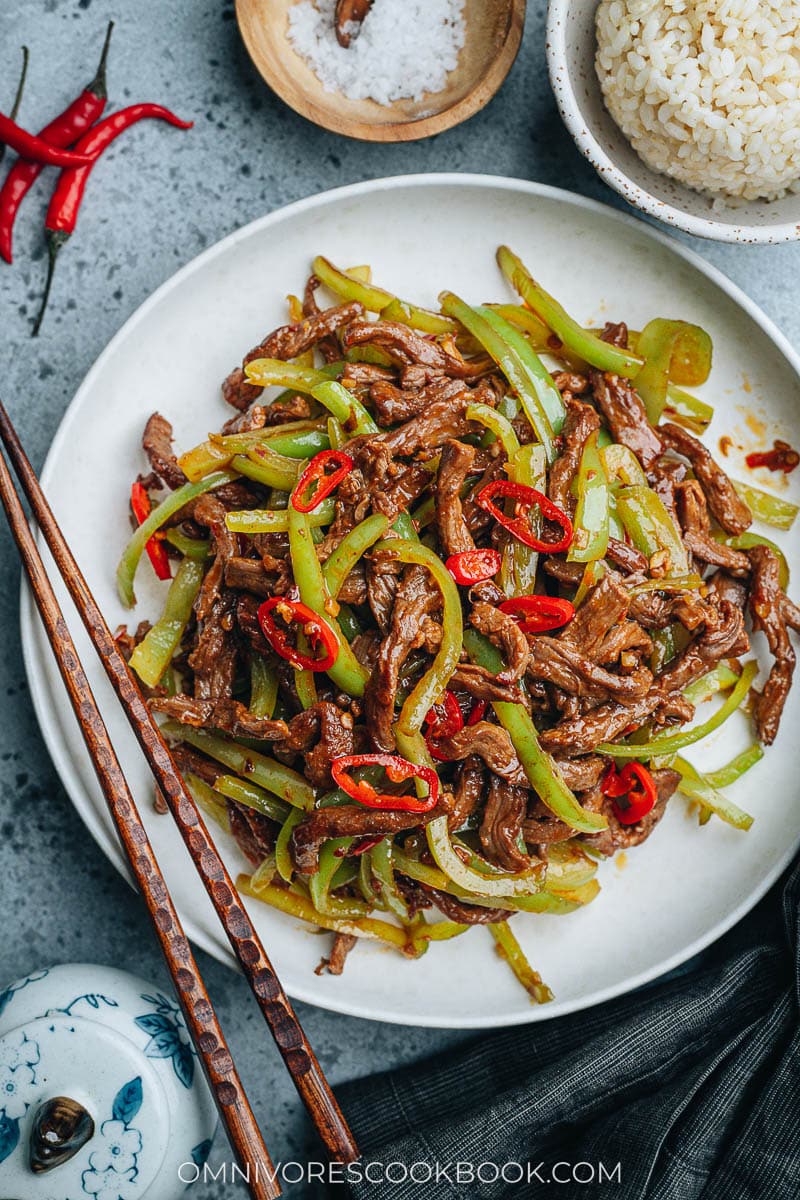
left=116, top=248, right=799, bottom=1001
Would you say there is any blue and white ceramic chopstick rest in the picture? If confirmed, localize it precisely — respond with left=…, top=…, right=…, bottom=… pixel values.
left=0, top=963, right=217, bottom=1199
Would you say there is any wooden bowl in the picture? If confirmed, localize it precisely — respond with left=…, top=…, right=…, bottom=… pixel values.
left=235, top=0, right=526, bottom=142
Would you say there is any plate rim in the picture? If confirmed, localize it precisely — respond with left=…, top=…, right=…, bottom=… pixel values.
left=20, top=172, right=800, bottom=1028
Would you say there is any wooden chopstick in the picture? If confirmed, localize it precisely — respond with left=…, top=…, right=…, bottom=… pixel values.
left=0, top=400, right=359, bottom=1166
left=0, top=438, right=280, bottom=1200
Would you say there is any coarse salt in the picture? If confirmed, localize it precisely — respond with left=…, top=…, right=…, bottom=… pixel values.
left=287, top=0, right=467, bottom=106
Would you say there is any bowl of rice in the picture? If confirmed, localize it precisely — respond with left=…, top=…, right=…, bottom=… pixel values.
left=546, top=0, right=800, bottom=242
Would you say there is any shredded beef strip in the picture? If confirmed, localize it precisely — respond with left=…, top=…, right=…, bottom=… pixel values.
left=528, top=637, right=653, bottom=703
left=434, top=722, right=526, bottom=784
left=748, top=544, right=796, bottom=745
left=548, top=398, right=600, bottom=514
left=415, top=882, right=511, bottom=925
left=445, top=756, right=484, bottom=829
left=590, top=372, right=662, bottom=468
left=316, top=933, right=358, bottom=976
left=222, top=301, right=363, bottom=409
left=583, top=768, right=681, bottom=857
left=152, top=695, right=288, bottom=739
left=593, top=620, right=653, bottom=666
left=543, top=557, right=585, bottom=586
left=370, top=376, right=466, bottom=425
left=559, top=573, right=631, bottom=659
left=660, top=423, right=752, bottom=535
left=449, top=662, right=523, bottom=705
left=292, top=804, right=447, bottom=875
left=228, top=800, right=278, bottom=867
left=342, top=320, right=476, bottom=378
left=435, top=440, right=504, bottom=604
left=480, top=776, right=532, bottom=872
left=552, top=371, right=590, bottom=396
left=606, top=538, right=648, bottom=575
left=301, top=274, right=342, bottom=362
left=142, top=412, right=186, bottom=489
left=364, top=564, right=441, bottom=752
left=366, top=555, right=401, bottom=633
left=358, top=391, right=479, bottom=458
left=188, top=495, right=240, bottom=699
left=470, top=602, right=530, bottom=684
left=675, top=480, right=750, bottom=576
left=522, top=784, right=607, bottom=847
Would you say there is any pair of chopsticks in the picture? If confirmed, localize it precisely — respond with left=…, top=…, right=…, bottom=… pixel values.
left=0, top=401, right=358, bottom=1200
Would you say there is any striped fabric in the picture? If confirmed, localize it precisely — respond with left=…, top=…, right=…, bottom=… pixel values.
left=336, top=859, right=800, bottom=1199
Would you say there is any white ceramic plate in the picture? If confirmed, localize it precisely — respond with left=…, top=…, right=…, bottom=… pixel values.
left=20, top=175, right=800, bottom=1028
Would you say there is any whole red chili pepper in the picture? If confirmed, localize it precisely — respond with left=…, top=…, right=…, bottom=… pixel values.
left=257, top=596, right=339, bottom=672
left=331, top=754, right=440, bottom=813
left=0, top=23, right=113, bottom=264
left=130, top=482, right=171, bottom=581
left=291, top=450, right=353, bottom=512
left=445, top=548, right=502, bottom=586
left=476, top=481, right=573, bottom=554
left=33, top=101, right=193, bottom=336
left=0, top=46, right=29, bottom=170
left=601, top=762, right=657, bottom=825
left=424, top=689, right=464, bottom=760
left=0, top=112, right=94, bottom=170
left=499, top=595, right=575, bottom=634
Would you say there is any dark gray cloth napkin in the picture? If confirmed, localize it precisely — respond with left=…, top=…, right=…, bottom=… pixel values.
left=334, top=856, right=799, bottom=1199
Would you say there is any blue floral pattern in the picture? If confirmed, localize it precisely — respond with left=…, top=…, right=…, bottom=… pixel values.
left=134, top=993, right=195, bottom=1089
left=0, top=1029, right=41, bottom=1164
left=82, top=1077, right=143, bottom=1200
left=0, top=968, right=49, bottom=1019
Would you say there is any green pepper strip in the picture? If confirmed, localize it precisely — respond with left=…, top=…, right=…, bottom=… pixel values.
left=288, top=502, right=369, bottom=697
left=672, top=757, right=754, bottom=831
left=129, top=558, right=206, bottom=688
left=465, top=402, right=521, bottom=460
left=239, top=874, right=414, bottom=950
left=634, top=318, right=713, bottom=424
left=476, top=305, right=566, bottom=434
left=249, top=656, right=278, bottom=719
left=392, top=849, right=596, bottom=913
left=322, top=514, right=390, bottom=598
left=629, top=574, right=705, bottom=594
left=501, top=444, right=547, bottom=599
left=616, top=484, right=691, bottom=575
left=370, top=838, right=412, bottom=922
left=732, top=481, right=798, bottom=532
left=243, top=358, right=342, bottom=394
left=497, top=246, right=641, bottom=375
left=214, top=774, right=290, bottom=825
left=116, top=470, right=236, bottom=608
left=719, top=531, right=790, bottom=588
left=426, top=817, right=543, bottom=897
left=185, top=772, right=230, bottom=832
left=599, top=659, right=758, bottom=759
left=309, top=839, right=371, bottom=919
left=484, top=303, right=556, bottom=352
left=568, top=430, right=610, bottom=564
left=327, top=416, right=347, bottom=450
left=489, top=921, right=554, bottom=1005
left=179, top=422, right=330, bottom=481
left=275, top=809, right=304, bottom=882
left=378, top=538, right=463, bottom=747
left=682, top=662, right=740, bottom=705
left=600, top=443, right=647, bottom=488
left=463, top=628, right=608, bottom=833
left=230, top=442, right=300, bottom=491
left=160, top=722, right=315, bottom=810
left=163, top=529, right=210, bottom=559
left=312, top=254, right=459, bottom=335
left=439, top=293, right=560, bottom=461
left=662, top=385, right=714, bottom=434
left=225, top=500, right=335, bottom=534
left=709, top=744, right=765, bottom=788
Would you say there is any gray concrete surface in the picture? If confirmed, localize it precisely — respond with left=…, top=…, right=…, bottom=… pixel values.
left=0, top=1, right=798, bottom=1195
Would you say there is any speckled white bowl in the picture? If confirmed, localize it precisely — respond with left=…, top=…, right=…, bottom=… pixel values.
left=546, top=0, right=800, bottom=244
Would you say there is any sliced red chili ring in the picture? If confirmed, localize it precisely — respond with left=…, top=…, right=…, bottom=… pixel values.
left=445, top=548, right=502, bottom=586
left=424, top=690, right=465, bottom=761
left=331, top=753, right=439, bottom=813
left=291, top=449, right=353, bottom=512
left=499, top=595, right=575, bottom=634
left=466, top=699, right=487, bottom=726
left=130, top=481, right=171, bottom=582
left=257, top=597, right=339, bottom=672
left=602, top=762, right=657, bottom=824
left=476, top=481, right=573, bottom=553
